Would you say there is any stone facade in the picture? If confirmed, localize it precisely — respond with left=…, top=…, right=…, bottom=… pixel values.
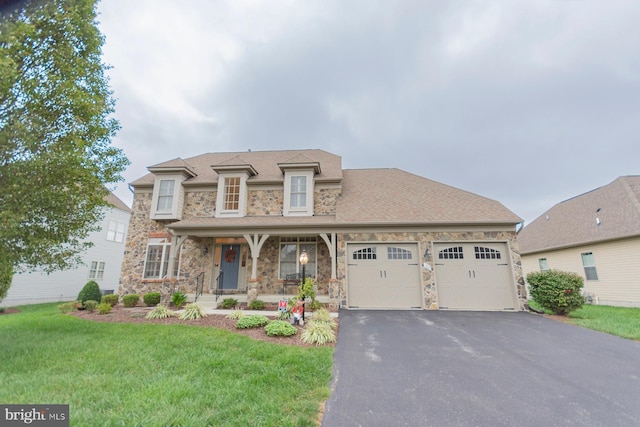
left=119, top=176, right=525, bottom=312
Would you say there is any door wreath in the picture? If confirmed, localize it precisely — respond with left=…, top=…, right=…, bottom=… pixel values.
left=224, top=248, right=236, bottom=263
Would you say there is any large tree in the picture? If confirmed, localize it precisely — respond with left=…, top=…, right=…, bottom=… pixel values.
left=0, top=0, right=129, bottom=300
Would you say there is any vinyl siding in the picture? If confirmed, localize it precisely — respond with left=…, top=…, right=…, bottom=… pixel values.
left=522, top=237, right=640, bottom=307
left=1, top=207, right=130, bottom=307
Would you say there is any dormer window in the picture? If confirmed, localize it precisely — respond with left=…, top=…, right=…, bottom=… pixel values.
left=212, top=161, right=257, bottom=218
left=279, top=160, right=320, bottom=217
left=148, top=161, right=196, bottom=221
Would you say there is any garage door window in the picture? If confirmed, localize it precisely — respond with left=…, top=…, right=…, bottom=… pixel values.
left=353, top=247, right=377, bottom=260
left=474, top=246, right=502, bottom=260
left=438, top=246, right=464, bottom=259
left=387, top=247, right=412, bottom=260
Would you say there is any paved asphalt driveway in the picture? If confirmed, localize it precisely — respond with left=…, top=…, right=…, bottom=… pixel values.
left=322, top=310, right=640, bottom=427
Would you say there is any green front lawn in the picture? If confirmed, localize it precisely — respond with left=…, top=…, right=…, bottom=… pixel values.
left=0, top=303, right=333, bottom=426
left=529, top=300, right=640, bottom=341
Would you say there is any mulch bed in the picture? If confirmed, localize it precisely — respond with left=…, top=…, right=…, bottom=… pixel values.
left=70, top=304, right=337, bottom=348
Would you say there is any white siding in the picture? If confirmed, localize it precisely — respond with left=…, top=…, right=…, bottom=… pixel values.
left=521, top=237, right=640, bottom=307
left=1, top=206, right=131, bottom=307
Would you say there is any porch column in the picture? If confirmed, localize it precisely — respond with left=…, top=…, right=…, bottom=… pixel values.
left=243, top=234, right=270, bottom=280
left=319, top=233, right=337, bottom=279
left=167, top=234, right=188, bottom=279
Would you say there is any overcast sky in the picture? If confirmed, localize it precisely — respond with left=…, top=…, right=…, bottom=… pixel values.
left=97, top=0, right=640, bottom=226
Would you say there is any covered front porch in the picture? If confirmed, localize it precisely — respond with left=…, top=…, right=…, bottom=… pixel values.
left=165, top=223, right=340, bottom=310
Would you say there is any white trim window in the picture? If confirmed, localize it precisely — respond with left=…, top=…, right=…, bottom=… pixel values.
left=283, top=170, right=314, bottom=216
left=157, top=179, right=175, bottom=212
left=279, top=237, right=317, bottom=279
left=89, top=261, right=105, bottom=280
left=143, top=238, right=180, bottom=279
left=538, top=258, right=549, bottom=271
left=581, top=252, right=598, bottom=281
left=215, top=174, right=249, bottom=218
left=106, top=220, right=126, bottom=243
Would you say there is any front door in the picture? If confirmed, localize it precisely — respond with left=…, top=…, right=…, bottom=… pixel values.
left=220, top=244, right=240, bottom=290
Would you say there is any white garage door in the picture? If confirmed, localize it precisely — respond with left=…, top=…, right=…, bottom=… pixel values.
left=347, top=243, right=423, bottom=309
left=434, top=242, right=517, bottom=311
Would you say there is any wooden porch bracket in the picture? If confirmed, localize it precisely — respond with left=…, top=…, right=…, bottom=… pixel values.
left=243, top=233, right=270, bottom=280
left=319, top=232, right=337, bottom=280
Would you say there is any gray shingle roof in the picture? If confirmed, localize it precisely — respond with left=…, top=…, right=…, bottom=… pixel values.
left=518, top=176, right=640, bottom=254
left=337, top=169, right=521, bottom=224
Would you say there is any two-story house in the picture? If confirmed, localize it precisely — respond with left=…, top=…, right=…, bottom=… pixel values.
left=119, top=149, right=526, bottom=311
left=2, top=192, right=131, bottom=307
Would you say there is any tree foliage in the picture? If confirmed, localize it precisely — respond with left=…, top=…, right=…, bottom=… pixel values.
left=0, top=0, right=129, bottom=298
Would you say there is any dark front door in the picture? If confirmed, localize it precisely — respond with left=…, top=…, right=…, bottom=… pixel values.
left=220, top=244, right=240, bottom=289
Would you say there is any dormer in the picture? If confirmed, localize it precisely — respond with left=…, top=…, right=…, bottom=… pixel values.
left=278, top=157, right=321, bottom=217
left=212, top=159, right=258, bottom=218
left=148, top=160, right=196, bottom=221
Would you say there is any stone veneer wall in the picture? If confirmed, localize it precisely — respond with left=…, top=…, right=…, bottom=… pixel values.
left=333, top=230, right=526, bottom=310
left=315, top=188, right=340, bottom=215
left=118, top=190, right=214, bottom=298
left=247, top=189, right=283, bottom=216
left=250, top=237, right=331, bottom=295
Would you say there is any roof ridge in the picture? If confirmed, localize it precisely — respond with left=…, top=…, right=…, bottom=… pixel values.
left=619, top=176, right=640, bottom=217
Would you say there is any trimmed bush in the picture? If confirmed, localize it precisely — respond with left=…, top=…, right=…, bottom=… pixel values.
left=220, top=298, right=238, bottom=309
left=236, top=315, right=270, bottom=329
left=97, top=303, right=112, bottom=315
left=58, top=302, right=78, bottom=313
left=143, top=292, right=161, bottom=307
left=527, top=270, right=585, bottom=315
left=265, top=320, right=297, bottom=337
left=101, top=294, right=119, bottom=307
left=77, top=280, right=102, bottom=305
left=248, top=299, right=265, bottom=310
left=84, top=300, right=98, bottom=312
left=122, top=294, right=140, bottom=308
left=171, top=291, right=187, bottom=308
left=146, top=304, right=175, bottom=319
left=178, top=303, right=207, bottom=320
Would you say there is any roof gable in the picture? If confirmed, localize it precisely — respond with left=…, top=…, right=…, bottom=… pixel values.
left=518, top=176, right=640, bottom=254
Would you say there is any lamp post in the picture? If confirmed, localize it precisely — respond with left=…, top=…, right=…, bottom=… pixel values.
left=299, top=250, right=308, bottom=286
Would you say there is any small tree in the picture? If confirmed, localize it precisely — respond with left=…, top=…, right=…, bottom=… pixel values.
left=527, top=270, right=585, bottom=315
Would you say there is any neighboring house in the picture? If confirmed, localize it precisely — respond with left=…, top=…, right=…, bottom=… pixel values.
left=1, top=193, right=131, bottom=307
left=119, top=149, right=526, bottom=311
left=518, top=176, right=640, bottom=307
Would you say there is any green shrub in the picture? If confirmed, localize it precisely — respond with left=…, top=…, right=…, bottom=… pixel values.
left=101, top=294, right=119, bottom=307
left=77, top=280, right=102, bottom=305
left=236, top=315, right=270, bottom=329
left=178, top=303, right=207, bottom=320
left=308, top=299, right=324, bottom=311
left=146, top=304, right=175, bottom=319
left=220, top=298, right=238, bottom=309
left=226, top=310, right=245, bottom=320
left=265, top=320, right=297, bottom=337
left=527, top=270, right=585, bottom=315
left=84, top=300, right=98, bottom=312
left=143, top=292, right=161, bottom=307
left=122, top=294, right=140, bottom=308
left=171, top=291, right=187, bottom=308
left=97, top=303, right=112, bottom=315
left=248, top=299, right=265, bottom=310
left=297, top=277, right=316, bottom=303
left=277, top=309, right=292, bottom=321
left=301, top=321, right=337, bottom=346
left=58, top=301, right=78, bottom=313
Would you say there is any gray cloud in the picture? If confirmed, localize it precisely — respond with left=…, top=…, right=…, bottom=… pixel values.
left=99, top=0, right=640, bottom=225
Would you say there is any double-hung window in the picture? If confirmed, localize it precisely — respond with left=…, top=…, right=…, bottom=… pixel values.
left=157, top=179, right=175, bottom=212
left=279, top=237, right=317, bottom=279
left=290, top=176, right=307, bottom=209
left=106, top=220, right=126, bottom=243
left=223, top=177, right=241, bottom=211
left=143, top=238, right=180, bottom=279
left=283, top=170, right=314, bottom=216
left=89, top=261, right=105, bottom=280
left=538, top=258, right=549, bottom=271
left=581, top=252, right=598, bottom=281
